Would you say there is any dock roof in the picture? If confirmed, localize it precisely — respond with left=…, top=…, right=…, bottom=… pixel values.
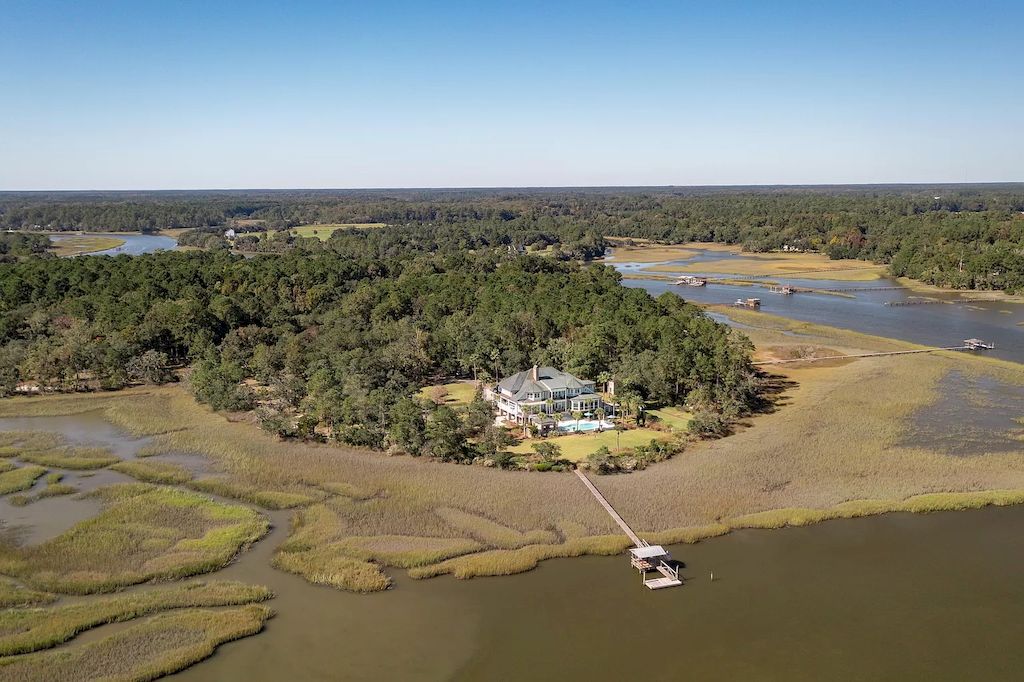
left=629, top=545, right=668, bottom=559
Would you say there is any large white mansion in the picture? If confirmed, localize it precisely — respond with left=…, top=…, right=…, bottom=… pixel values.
left=489, top=365, right=604, bottom=425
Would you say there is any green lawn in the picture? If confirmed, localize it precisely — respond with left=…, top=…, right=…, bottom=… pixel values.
left=647, top=406, right=691, bottom=430
left=507, top=428, right=669, bottom=462
left=289, top=223, right=387, bottom=240
left=416, top=381, right=479, bottom=407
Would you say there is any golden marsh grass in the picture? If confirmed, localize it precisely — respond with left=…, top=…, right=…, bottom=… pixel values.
left=0, top=484, right=268, bottom=594
left=0, top=605, right=272, bottom=681
left=0, top=580, right=271, bottom=656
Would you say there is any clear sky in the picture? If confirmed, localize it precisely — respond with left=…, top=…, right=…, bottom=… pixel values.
left=2, top=0, right=1021, bottom=190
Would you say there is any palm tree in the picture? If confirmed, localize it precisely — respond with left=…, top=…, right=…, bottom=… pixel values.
left=595, top=407, right=606, bottom=424
left=572, top=410, right=583, bottom=431
left=544, top=397, right=554, bottom=416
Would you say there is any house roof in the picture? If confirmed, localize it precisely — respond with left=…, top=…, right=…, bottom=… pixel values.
left=496, top=366, right=593, bottom=400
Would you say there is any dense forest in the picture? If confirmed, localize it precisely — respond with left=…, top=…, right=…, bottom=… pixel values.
left=3, top=184, right=1022, bottom=292
left=0, top=250, right=758, bottom=462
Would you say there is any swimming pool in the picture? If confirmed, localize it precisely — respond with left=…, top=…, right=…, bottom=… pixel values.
left=556, top=419, right=615, bottom=433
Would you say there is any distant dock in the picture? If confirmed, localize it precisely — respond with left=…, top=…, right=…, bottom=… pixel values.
left=753, top=339, right=994, bottom=366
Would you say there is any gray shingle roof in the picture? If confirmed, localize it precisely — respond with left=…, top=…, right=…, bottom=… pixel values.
left=496, top=366, right=593, bottom=400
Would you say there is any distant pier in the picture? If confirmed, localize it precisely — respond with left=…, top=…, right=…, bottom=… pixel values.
left=753, top=339, right=994, bottom=366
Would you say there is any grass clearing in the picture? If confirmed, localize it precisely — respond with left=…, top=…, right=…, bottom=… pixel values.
left=507, top=428, right=670, bottom=461
left=0, top=605, right=272, bottom=682
left=0, top=580, right=271, bottom=656
left=288, top=223, right=387, bottom=240
left=48, top=235, right=126, bottom=257
left=647, top=406, right=691, bottom=430
left=0, top=484, right=268, bottom=594
left=416, top=380, right=479, bottom=406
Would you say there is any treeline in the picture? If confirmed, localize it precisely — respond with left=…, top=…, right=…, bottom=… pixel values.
left=0, top=250, right=758, bottom=459
left=3, top=185, right=1022, bottom=292
left=0, top=233, right=52, bottom=261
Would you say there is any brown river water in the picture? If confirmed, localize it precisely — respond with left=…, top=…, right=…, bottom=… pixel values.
left=2, top=263, right=1023, bottom=681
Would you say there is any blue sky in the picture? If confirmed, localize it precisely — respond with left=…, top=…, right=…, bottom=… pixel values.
left=1, top=0, right=1021, bottom=189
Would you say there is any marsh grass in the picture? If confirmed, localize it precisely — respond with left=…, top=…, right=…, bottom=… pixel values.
left=408, top=535, right=631, bottom=580
left=0, top=484, right=268, bottom=593
left=110, top=459, right=193, bottom=485
left=0, top=580, right=271, bottom=656
left=188, top=477, right=323, bottom=509
left=272, top=547, right=392, bottom=592
left=435, top=507, right=558, bottom=548
left=0, top=432, right=64, bottom=454
left=35, top=483, right=77, bottom=499
left=0, top=578, right=56, bottom=608
left=19, top=447, right=119, bottom=470
left=0, top=605, right=272, bottom=682
left=0, top=465, right=46, bottom=495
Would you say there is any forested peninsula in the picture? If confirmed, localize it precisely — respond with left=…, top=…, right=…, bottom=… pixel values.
left=0, top=249, right=758, bottom=467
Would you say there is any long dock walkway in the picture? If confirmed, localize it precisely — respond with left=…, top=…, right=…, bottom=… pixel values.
left=574, top=469, right=644, bottom=546
left=753, top=344, right=977, bottom=366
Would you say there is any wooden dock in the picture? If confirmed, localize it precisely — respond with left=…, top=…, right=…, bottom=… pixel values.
left=574, top=470, right=682, bottom=589
left=574, top=469, right=643, bottom=546
left=753, top=341, right=993, bottom=366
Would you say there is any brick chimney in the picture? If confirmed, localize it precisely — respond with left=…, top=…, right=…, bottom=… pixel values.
left=531, top=365, right=539, bottom=381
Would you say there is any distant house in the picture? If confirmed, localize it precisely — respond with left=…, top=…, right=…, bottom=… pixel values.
left=490, top=365, right=602, bottom=425
left=224, top=228, right=237, bottom=239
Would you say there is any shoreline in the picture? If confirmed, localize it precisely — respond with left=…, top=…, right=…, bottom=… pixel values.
left=2, top=309, right=1021, bottom=587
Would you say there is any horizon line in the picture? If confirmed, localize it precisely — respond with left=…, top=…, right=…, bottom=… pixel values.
left=3, top=180, right=1024, bottom=194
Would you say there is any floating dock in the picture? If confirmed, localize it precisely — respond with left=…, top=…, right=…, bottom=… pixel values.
left=574, top=470, right=682, bottom=590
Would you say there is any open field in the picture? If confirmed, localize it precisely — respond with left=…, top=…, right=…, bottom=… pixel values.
left=507, top=428, right=670, bottom=461
left=416, top=380, right=479, bottom=407
left=0, top=484, right=268, bottom=593
left=646, top=406, right=691, bottom=430
left=48, top=235, right=126, bottom=256
left=1, top=317, right=1022, bottom=586
left=288, top=223, right=387, bottom=240
left=0, top=605, right=272, bottom=682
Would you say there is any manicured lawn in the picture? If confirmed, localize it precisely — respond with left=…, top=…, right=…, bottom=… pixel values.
left=507, top=428, right=669, bottom=462
left=647, top=406, right=691, bottom=430
left=416, top=381, right=479, bottom=406
left=289, top=223, right=387, bottom=240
